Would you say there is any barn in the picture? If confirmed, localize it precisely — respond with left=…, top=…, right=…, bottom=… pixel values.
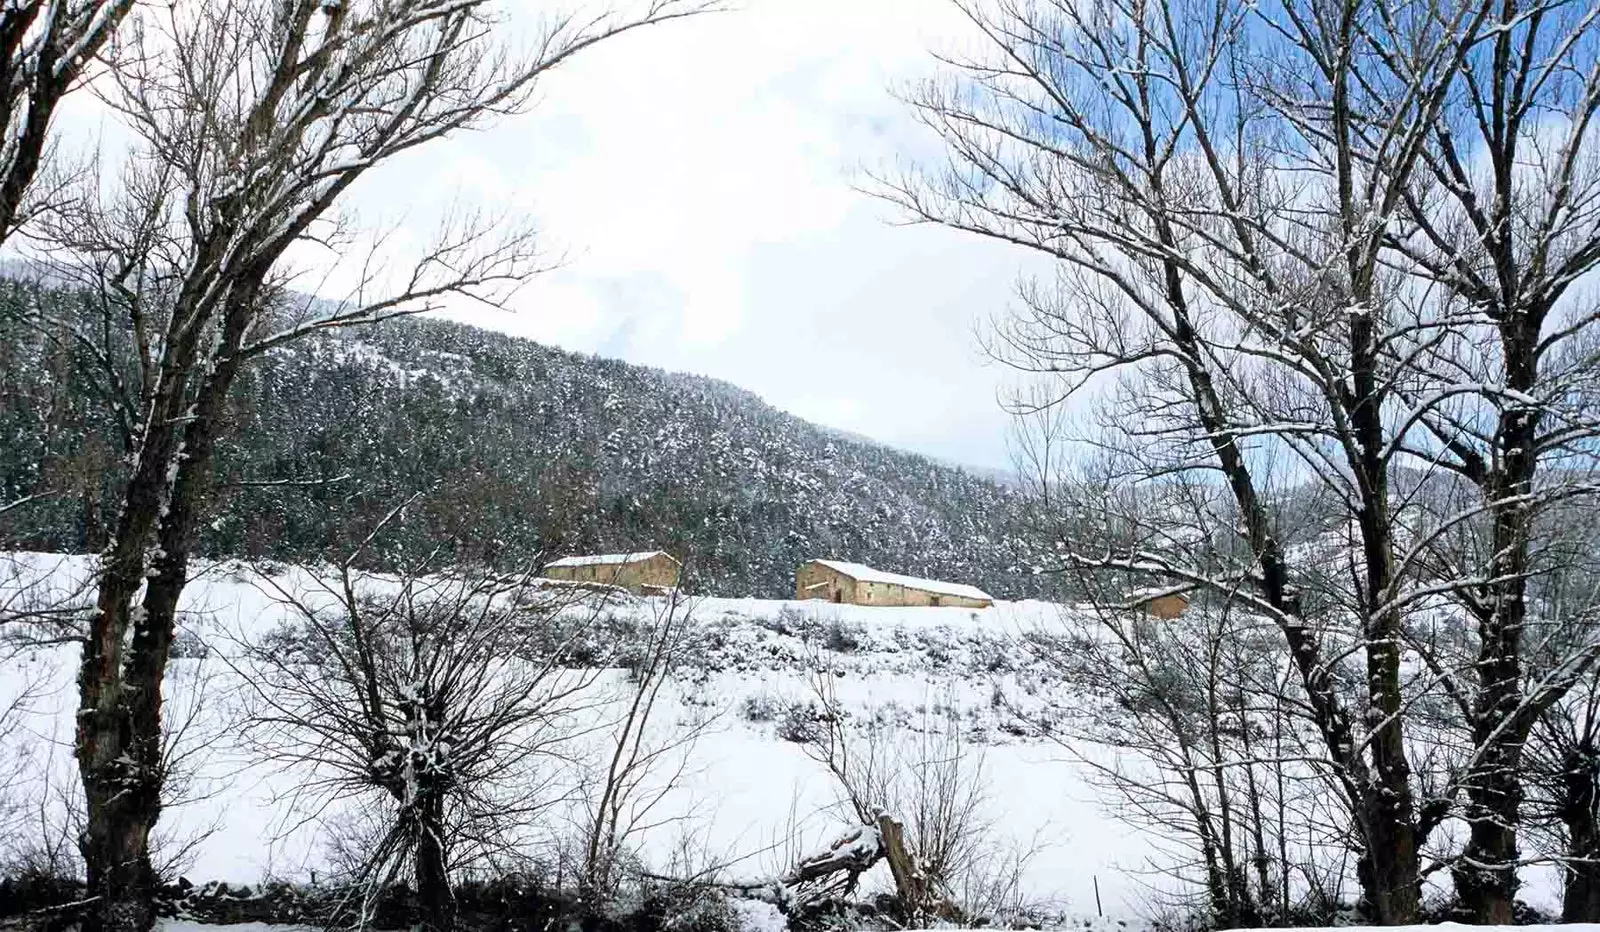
left=542, top=551, right=681, bottom=595
left=1127, top=586, right=1191, bottom=619
left=795, top=559, right=993, bottom=609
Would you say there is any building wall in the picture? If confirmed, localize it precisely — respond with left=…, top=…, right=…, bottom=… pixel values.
left=545, top=554, right=680, bottom=594
left=1140, top=594, right=1189, bottom=619
left=795, top=562, right=857, bottom=603
left=794, top=562, right=991, bottom=608
left=856, top=581, right=991, bottom=609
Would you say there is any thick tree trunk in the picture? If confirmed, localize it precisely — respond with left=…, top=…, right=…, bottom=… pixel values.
left=79, top=751, right=159, bottom=932
left=1560, top=746, right=1600, bottom=921
left=1361, top=808, right=1421, bottom=924
left=415, top=792, right=454, bottom=932
left=1361, top=612, right=1423, bottom=925
left=1565, top=861, right=1600, bottom=924
left=1561, top=813, right=1600, bottom=922
left=78, top=486, right=179, bottom=932
left=1454, top=759, right=1521, bottom=924
left=136, top=323, right=241, bottom=710
left=78, top=550, right=177, bottom=932
left=876, top=812, right=956, bottom=923
left=1351, top=313, right=1423, bottom=925
left=1455, top=324, right=1540, bottom=925
left=76, top=285, right=233, bottom=932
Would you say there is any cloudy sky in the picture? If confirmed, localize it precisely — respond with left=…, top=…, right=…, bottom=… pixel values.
left=58, top=1, right=1050, bottom=473
left=370, top=0, right=1051, bottom=472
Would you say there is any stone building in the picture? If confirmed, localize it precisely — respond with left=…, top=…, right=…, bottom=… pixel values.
left=542, top=551, right=681, bottom=595
left=1127, top=587, right=1191, bottom=619
left=795, top=559, right=993, bottom=609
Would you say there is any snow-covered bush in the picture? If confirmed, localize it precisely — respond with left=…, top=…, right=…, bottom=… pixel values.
left=636, top=879, right=742, bottom=932
left=238, top=563, right=611, bottom=932
left=776, top=700, right=834, bottom=745
left=739, top=692, right=783, bottom=724
left=822, top=619, right=863, bottom=654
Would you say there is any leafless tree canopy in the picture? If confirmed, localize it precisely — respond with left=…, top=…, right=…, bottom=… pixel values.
left=0, top=0, right=132, bottom=241
left=576, top=593, right=712, bottom=898
left=799, top=671, right=992, bottom=924
left=889, top=0, right=1600, bottom=923
left=236, top=551, right=615, bottom=932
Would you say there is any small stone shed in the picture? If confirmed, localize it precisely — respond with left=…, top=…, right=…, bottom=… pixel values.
left=1127, top=587, right=1191, bottom=619
left=795, top=559, right=994, bottom=609
left=542, top=551, right=681, bottom=595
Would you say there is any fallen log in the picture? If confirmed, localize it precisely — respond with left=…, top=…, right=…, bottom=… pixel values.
left=784, top=822, right=883, bottom=887
left=643, top=812, right=957, bottom=921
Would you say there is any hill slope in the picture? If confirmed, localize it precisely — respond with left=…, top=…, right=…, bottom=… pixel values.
left=0, top=280, right=1042, bottom=597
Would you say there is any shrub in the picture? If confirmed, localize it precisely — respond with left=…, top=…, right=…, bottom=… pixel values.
left=760, top=606, right=809, bottom=638
left=776, top=700, right=834, bottom=744
left=169, top=628, right=209, bottom=660
left=823, top=619, right=863, bottom=654
left=636, top=880, right=740, bottom=932
left=0, top=868, right=85, bottom=920
left=740, top=692, right=782, bottom=724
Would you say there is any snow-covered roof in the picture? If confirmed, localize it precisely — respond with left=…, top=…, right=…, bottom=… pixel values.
left=808, top=559, right=993, bottom=603
left=546, top=550, right=677, bottom=569
left=1127, top=586, right=1190, bottom=601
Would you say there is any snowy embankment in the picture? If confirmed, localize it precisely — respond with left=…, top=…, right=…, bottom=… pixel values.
left=0, top=552, right=1156, bottom=922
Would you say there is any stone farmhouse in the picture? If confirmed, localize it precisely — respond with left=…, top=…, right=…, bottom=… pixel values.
left=542, top=551, right=681, bottom=595
left=1127, top=586, right=1191, bottom=619
left=795, top=559, right=994, bottom=609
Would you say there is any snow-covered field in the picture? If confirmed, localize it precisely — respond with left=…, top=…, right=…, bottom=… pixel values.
left=0, top=553, right=1163, bottom=923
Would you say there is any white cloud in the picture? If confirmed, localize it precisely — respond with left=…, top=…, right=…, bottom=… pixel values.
left=414, top=0, right=1044, bottom=470
left=52, top=0, right=1049, bottom=472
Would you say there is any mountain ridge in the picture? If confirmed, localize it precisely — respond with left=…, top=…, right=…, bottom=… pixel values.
left=0, top=278, right=1047, bottom=598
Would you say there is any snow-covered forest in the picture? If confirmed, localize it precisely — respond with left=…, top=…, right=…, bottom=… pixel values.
left=0, top=288, right=1040, bottom=600
left=4, top=0, right=1600, bottom=932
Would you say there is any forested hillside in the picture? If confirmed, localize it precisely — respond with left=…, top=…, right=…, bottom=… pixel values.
left=0, top=279, right=1042, bottom=598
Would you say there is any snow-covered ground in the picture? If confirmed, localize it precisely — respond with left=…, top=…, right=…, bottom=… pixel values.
left=0, top=552, right=1568, bottom=926
left=0, top=553, right=1162, bottom=923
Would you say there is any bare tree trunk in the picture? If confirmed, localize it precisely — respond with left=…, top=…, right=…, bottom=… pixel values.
left=876, top=812, right=958, bottom=923
left=1360, top=813, right=1421, bottom=924
left=77, top=589, right=168, bottom=932
left=78, top=770, right=159, bottom=932
left=76, top=397, right=194, bottom=932
left=57, top=2, right=714, bottom=926
left=1561, top=744, right=1600, bottom=922
left=1453, top=323, right=1540, bottom=925
left=415, top=789, right=454, bottom=932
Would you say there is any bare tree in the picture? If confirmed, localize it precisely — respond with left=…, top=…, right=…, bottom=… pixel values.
left=1516, top=514, right=1600, bottom=918
left=888, top=0, right=1600, bottom=921
left=800, top=672, right=987, bottom=924
left=0, top=557, right=226, bottom=900
left=235, top=536, right=613, bottom=932
left=0, top=0, right=132, bottom=242
left=1526, top=674, right=1600, bottom=920
left=4, top=1, right=720, bottom=929
left=1377, top=1, right=1600, bottom=916
left=1019, top=582, right=1352, bottom=927
left=576, top=592, right=713, bottom=898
